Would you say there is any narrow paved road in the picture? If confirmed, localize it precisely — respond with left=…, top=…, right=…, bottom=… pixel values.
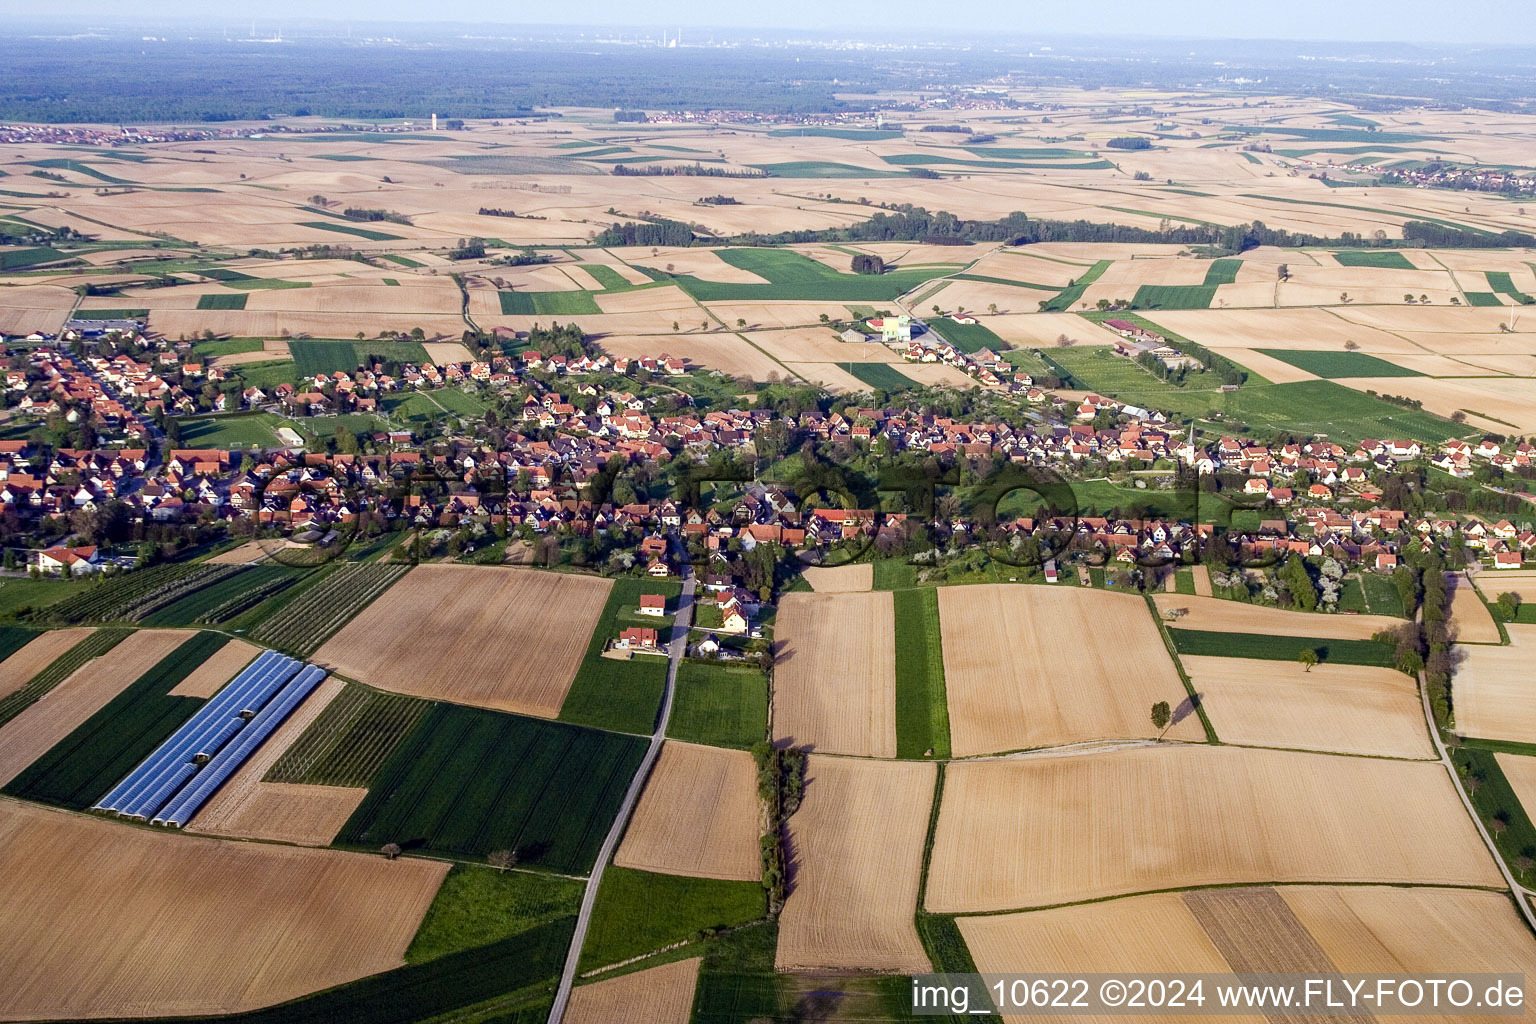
left=546, top=548, right=695, bottom=1024
left=1417, top=662, right=1536, bottom=934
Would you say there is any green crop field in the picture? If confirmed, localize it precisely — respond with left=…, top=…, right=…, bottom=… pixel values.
left=667, top=659, right=768, bottom=749
left=140, top=565, right=297, bottom=626
left=0, top=626, right=36, bottom=664
left=4, top=631, right=226, bottom=809
left=893, top=588, right=951, bottom=759
left=1203, top=258, right=1242, bottom=284
left=751, top=161, right=910, bottom=178
left=933, top=318, right=1008, bottom=354
left=1253, top=349, right=1425, bottom=379
left=46, top=563, right=246, bottom=624
left=559, top=578, right=682, bottom=734
left=1167, top=627, right=1397, bottom=667
left=336, top=702, right=646, bottom=873
left=1464, top=292, right=1505, bottom=307
left=381, top=254, right=424, bottom=268
left=226, top=277, right=312, bottom=291
left=406, top=864, right=583, bottom=964
left=73, top=308, right=148, bottom=319
left=298, top=221, right=404, bottom=241
left=579, top=867, right=766, bottom=971
left=1333, top=250, right=1417, bottom=270
left=117, top=917, right=575, bottom=1024
left=0, top=628, right=128, bottom=729
left=1131, top=283, right=1217, bottom=310
left=1041, top=259, right=1111, bottom=312
left=659, top=247, right=943, bottom=302
left=177, top=413, right=284, bottom=448
left=951, top=273, right=1055, bottom=291
left=1360, top=573, right=1408, bottom=617
left=577, top=264, right=633, bottom=290
left=847, top=362, right=917, bottom=391
left=289, top=339, right=430, bottom=376
left=0, top=246, right=69, bottom=270
left=498, top=290, right=603, bottom=315
left=25, top=158, right=133, bottom=183
left=267, top=684, right=429, bottom=787
left=1486, top=271, right=1535, bottom=304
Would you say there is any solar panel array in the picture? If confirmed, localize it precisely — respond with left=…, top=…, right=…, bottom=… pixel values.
left=93, top=650, right=328, bottom=828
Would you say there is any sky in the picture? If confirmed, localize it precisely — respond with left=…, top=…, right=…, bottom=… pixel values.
left=0, top=0, right=1529, bottom=46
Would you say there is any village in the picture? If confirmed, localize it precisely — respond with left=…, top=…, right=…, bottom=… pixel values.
left=3, top=309, right=1533, bottom=595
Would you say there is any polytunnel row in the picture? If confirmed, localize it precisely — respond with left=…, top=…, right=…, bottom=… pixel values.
left=93, top=650, right=327, bottom=827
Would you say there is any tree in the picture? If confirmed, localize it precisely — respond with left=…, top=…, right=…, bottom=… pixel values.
left=819, top=313, right=830, bottom=323
left=1404, top=293, right=1416, bottom=303
left=932, top=305, right=941, bottom=316
left=1298, top=648, right=1318, bottom=672
left=672, top=321, right=680, bottom=332
left=1150, top=700, right=1171, bottom=738
left=1277, top=264, right=1289, bottom=281
left=987, top=303, right=998, bottom=315
left=735, top=318, right=746, bottom=329
left=1340, top=291, right=1351, bottom=303
left=1344, top=339, right=1360, bottom=351
left=380, top=842, right=402, bottom=860
left=487, top=849, right=517, bottom=872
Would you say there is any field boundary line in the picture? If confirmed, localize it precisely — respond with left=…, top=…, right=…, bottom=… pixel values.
left=944, top=878, right=1514, bottom=920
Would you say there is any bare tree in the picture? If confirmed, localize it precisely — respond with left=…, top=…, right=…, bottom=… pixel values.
left=381, top=842, right=402, bottom=860
left=1343, top=339, right=1360, bottom=351
left=487, top=849, right=517, bottom=872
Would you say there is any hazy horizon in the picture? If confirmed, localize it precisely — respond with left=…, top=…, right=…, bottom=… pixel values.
left=0, top=2, right=1531, bottom=47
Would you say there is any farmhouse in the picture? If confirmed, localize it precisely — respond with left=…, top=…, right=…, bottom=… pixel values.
left=31, top=543, right=100, bottom=576
left=617, top=626, right=661, bottom=652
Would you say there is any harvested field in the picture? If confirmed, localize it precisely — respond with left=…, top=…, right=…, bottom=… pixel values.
left=781, top=360, right=871, bottom=393
left=898, top=361, right=987, bottom=388
left=802, top=562, right=872, bottom=593
left=1152, top=593, right=1402, bottom=639
left=1452, top=623, right=1536, bottom=743
left=421, top=341, right=475, bottom=364
left=566, top=957, right=701, bottom=1024
left=1481, top=570, right=1536, bottom=604
left=188, top=677, right=366, bottom=846
left=961, top=886, right=1536, bottom=1022
left=0, top=630, right=194, bottom=787
left=776, top=754, right=934, bottom=972
left=744, top=327, right=900, bottom=365
left=0, top=799, right=446, bottom=1021
left=0, top=627, right=93, bottom=700
left=593, top=284, right=694, bottom=314
left=595, top=333, right=786, bottom=381
left=1180, top=655, right=1431, bottom=759
left=313, top=565, right=610, bottom=718
left=772, top=591, right=896, bottom=758
left=206, top=539, right=277, bottom=564
left=614, top=741, right=759, bottom=882
left=167, top=638, right=262, bottom=697
left=1334, top=375, right=1536, bottom=433
left=926, top=745, right=1497, bottom=912
left=1191, top=564, right=1213, bottom=597
left=1496, top=753, right=1536, bottom=825
left=938, top=585, right=1199, bottom=755
left=1445, top=572, right=1501, bottom=644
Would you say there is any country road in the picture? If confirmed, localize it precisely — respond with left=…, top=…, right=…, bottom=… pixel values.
left=546, top=544, right=695, bottom=1024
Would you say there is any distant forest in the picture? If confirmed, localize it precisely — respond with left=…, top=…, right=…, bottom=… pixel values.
left=0, top=38, right=895, bottom=121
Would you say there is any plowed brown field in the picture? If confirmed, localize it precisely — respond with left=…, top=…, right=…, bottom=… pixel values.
left=313, top=565, right=611, bottom=717
left=615, top=741, right=759, bottom=881
left=772, top=592, right=896, bottom=757
left=939, top=585, right=1199, bottom=755
left=0, top=799, right=446, bottom=1020
left=927, top=745, right=1497, bottom=912
left=776, top=755, right=934, bottom=972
